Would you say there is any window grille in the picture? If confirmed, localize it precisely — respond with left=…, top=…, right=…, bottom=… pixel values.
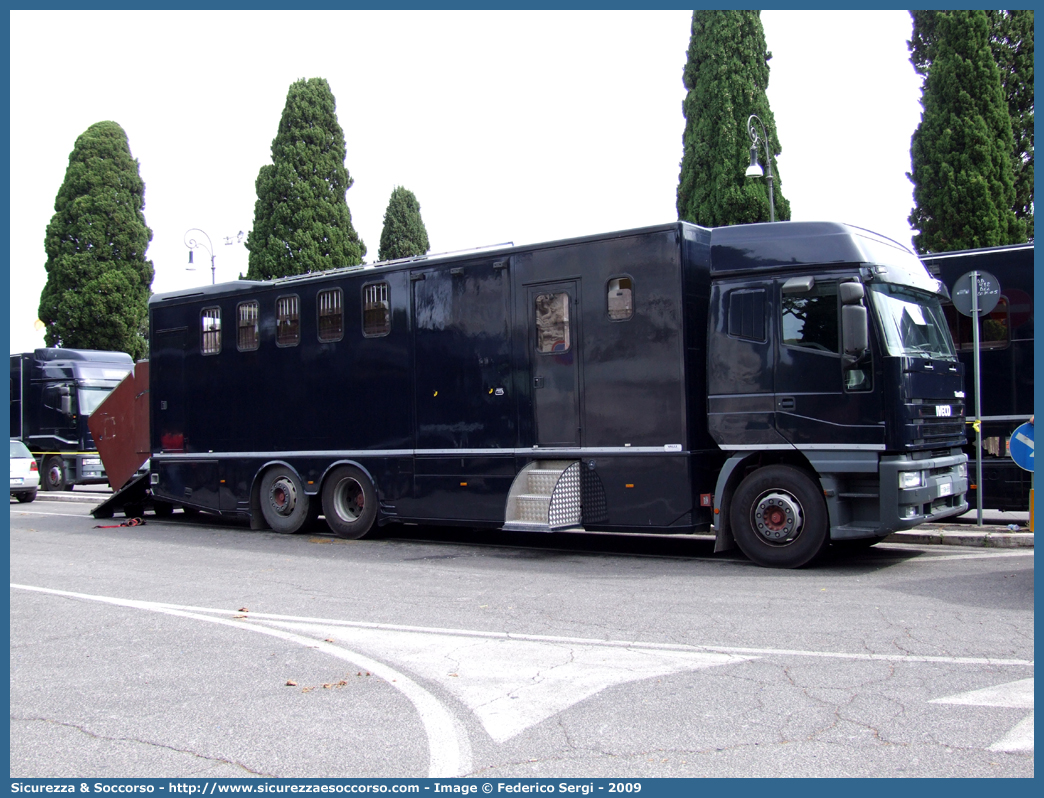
left=318, top=288, right=344, bottom=342
left=201, top=307, right=221, bottom=354
left=276, top=295, right=300, bottom=346
left=237, top=301, right=259, bottom=351
left=363, top=283, right=391, bottom=336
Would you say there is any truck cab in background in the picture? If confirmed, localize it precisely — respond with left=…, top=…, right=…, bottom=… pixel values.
left=10, top=348, right=134, bottom=490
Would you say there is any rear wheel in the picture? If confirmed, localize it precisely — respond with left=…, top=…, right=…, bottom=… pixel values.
left=152, top=500, right=175, bottom=518
left=730, top=465, right=829, bottom=568
left=15, top=490, right=36, bottom=503
left=42, top=456, right=67, bottom=491
left=322, top=466, right=377, bottom=539
left=259, top=467, right=310, bottom=534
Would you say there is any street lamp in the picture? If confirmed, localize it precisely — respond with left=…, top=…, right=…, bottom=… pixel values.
left=745, top=114, right=775, bottom=223
left=184, top=228, right=216, bottom=285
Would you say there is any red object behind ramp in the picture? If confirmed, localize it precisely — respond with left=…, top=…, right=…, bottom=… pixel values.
left=88, top=361, right=150, bottom=491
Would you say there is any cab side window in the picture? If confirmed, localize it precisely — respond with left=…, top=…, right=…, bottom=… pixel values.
left=781, top=282, right=838, bottom=354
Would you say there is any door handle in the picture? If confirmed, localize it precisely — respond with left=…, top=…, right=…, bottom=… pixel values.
left=534, top=377, right=545, bottom=389
left=779, top=397, right=796, bottom=410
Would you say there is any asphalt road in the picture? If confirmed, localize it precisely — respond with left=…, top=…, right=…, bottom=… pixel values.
left=9, top=502, right=1034, bottom=778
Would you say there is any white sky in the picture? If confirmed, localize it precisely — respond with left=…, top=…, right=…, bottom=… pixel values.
left=8, top=9, right=923, bottom=355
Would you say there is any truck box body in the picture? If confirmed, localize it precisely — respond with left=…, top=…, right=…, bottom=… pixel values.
left=923, top=243, right=1034, bottom=510
left=97, top=221, right=969, bottom=567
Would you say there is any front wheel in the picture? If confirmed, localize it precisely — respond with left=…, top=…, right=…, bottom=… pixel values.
left=322, top=466, right=377, bottom=539
left=42, top=456, right=67, bottom=491
left=259, top=467, right=310, bottom=534
left=730, top=465, right=829, bottom=568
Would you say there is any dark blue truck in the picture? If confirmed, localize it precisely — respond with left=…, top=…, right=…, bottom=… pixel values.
left=98, top=221, right=969, bottom=567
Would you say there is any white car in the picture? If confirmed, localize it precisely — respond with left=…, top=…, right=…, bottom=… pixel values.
left=10, top=440, right=39, bottom=503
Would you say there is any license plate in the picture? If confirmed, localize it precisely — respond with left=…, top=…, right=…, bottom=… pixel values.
left=938, top=481, right=953, bottom=497
left=10, top=477, right=22, bottom=485
left=936, top=405, right=952, bottom=417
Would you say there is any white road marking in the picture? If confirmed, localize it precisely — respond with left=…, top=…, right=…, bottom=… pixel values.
left=931, top=679, right=1034, bottom=753
left=259, top=619, right=750, bottom=742
left=10, top=509, right=95, bottom=519
left=10, top=584, right=465, bottom=777
left=11, top=584, right=1035, bottom=755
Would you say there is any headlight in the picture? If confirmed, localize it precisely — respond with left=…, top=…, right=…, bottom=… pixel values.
left=956, top=463, right=968, bottom=478
left=899, top=471, right=925, bottom=489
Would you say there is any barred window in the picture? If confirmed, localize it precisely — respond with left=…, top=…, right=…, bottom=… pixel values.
left=201, top=307, right=221, bottom=355
left=317, top=288, right=344, bottom=342
left=276, top=295, right=300, bottom=346
left=237, top=301, right=259, bottom=351
left=363, top=282, right=391, bottom=337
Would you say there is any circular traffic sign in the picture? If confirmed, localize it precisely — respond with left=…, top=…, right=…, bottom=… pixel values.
left=1009, top=421, right=1034, bottom=473
left=952, top=270, right=1001, bottom=317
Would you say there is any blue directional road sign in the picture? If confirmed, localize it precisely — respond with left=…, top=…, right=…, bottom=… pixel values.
left=1009, top=422, right=1034, bottom=473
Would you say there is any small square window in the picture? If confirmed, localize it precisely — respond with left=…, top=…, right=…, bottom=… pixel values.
left=728, top=289, right=766, bottom=342
left=237, top=301, right=259, bottom=351
left=318, top=288, right=344, bottom=342
left=363, top=282, right=391, bottom=337
left=607, top=277, right=633, bottom=321
left=276, top=295, right=300, bottom=346
left=201, top=307, right=221, bottom=355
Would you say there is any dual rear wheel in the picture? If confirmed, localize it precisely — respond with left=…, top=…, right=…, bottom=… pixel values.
left=258, top=464, right=376, bottom=539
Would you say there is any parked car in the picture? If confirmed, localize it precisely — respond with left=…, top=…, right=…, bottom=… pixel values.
left=10, top=439, right=39, bottom=503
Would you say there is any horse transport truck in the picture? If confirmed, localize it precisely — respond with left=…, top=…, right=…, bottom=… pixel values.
left=91, top=221, right=970, bottom=568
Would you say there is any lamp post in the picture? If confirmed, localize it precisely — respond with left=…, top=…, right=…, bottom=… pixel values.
left=184, top=228, right=216, bottom=284
left=745, top=114, right=775, bottom=223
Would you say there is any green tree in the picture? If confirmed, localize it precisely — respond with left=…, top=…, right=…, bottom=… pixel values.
left=377, top=186, right=431, bottom=261
left=909, top=10, right=1033, bottom=240
left=676, top=10, right=790, bottom=227
left=38, top=121, right=154, bottom=360
left=246, top=78, right=365, bottom=279
left=908, top=11, right=1025, bottom=253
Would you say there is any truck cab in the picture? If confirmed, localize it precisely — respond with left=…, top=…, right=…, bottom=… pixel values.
left=703, top=222, right=968, bottom=565
left=10, top=348, right=134, bottom=490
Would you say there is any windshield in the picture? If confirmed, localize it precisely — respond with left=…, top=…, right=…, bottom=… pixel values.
left=78, top=386, right=114, bottom=416
left=869, top=283, right=956, bottom=360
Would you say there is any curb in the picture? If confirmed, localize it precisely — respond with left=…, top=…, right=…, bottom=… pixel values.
left=885, top=529, right=1034, bottom=548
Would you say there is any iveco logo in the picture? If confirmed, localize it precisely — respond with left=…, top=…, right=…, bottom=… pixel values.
left=955, top=391, right=965, bottom=398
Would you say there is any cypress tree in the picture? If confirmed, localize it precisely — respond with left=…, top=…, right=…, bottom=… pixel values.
left=909, top=10, right=1033, bottom=242
left=377, top=187, right=431, bottom=262
left=38, top=121, right=154, bottom=360
left=908, top=11, right=1024, bottom=253
left=989, top=10, right=1033, bottom=240
left=677, top=10, right=790, bottom=227
left=246, top=78, right=365, bottom=279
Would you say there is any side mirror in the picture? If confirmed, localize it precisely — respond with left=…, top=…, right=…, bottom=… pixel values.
left=842, top=304, right=869, bottom=357
left=840, top=282, right=865, bottom=305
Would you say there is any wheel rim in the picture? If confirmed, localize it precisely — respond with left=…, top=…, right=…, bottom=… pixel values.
left=751, top=489, right=804, bottom=546
left=267, top=477, right=298, bottom=517
left=47, top=464, right=62, bottom=488
left=333, top=477, right=364, bottom=522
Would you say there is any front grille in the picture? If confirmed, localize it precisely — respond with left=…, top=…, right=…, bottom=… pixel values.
left=919, top=418, right=964, bottom=440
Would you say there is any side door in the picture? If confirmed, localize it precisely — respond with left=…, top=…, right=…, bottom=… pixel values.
left=774, top=277, right=882, bottom=448
left=528, top=282, right=581, bottom=447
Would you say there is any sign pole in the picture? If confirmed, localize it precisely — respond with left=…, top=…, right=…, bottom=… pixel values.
left=971, top=270, right=983, bottom=526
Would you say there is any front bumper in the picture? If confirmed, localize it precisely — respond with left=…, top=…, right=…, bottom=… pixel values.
left=881, top=450, right=969, bottom=531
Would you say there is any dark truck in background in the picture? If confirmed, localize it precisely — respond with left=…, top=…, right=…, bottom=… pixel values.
left=10, top=348, right=134, bottom=490
left=922, top=243, right=1033, bottom=511
left=91, top=221, right=969, bottom=567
